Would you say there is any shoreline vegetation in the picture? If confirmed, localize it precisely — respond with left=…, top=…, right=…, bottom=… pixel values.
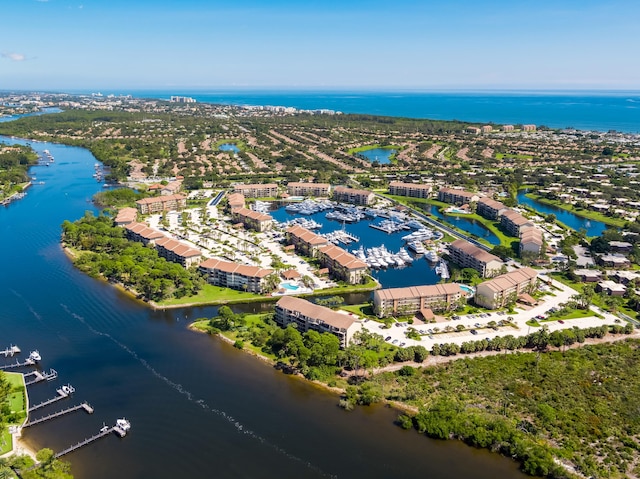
left=189, top=310, right=640, bottom=479
left=0, top=371, right=73, bottom=478
left=60, top=214, right=379, bottom=310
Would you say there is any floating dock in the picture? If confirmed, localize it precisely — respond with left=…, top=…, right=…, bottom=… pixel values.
left=24, top=402, right=94, bottom=428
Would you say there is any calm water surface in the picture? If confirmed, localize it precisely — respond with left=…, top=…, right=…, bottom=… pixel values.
left=0, top=134, right=528, bottom=479
left=355, top=148, right=397, bottom=164
left=516, top=191, right=608, bottom=236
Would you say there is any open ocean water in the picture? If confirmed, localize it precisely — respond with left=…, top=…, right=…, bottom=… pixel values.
left=115, top=90, right=640, bottom=133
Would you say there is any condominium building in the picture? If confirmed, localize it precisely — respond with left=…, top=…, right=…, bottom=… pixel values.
left=160, top=181, right=181, bottom=196
left=372, top=283, right=463, bottom=318
left=476, top=197, right=507, bottom=220
left=522, top=124, right=537, bottom=132
left=286, top=225, right=329, bottom=258
left=481, top=125, right=493, bottom=133
left=316, top=244, right=368, bottom=284
left=286, top=182, right=331, bottom=197
left=154, top=237, right=202, bottom=267
left=285, top=226, right=366, bottom=284
left=437, top=187, right=480, bottom=205
left=448, top=239, right=504, bottom=278
left=519, top=225, right=544, bottom=256
left=233, top=208, right=273, bottom=232
left=135, top=194, right=186, bottom=214
left=114, top=207, right=138, bottom=226
left=226, top=192, right=245, bottom=212
left=198, top=258, right=274, bottom=294
left=233, top=183, right=279, bottom=198
left=124, top=222, right=165, bottom=246
left=474, top=267, right=538, bottom=309
left=500, top=209, right=534, bottom=237
left=333, top=186, right=375, bottom=206
left=274, top=296, right=360, bottom=348
left=388, top=181, right=432, bottom=199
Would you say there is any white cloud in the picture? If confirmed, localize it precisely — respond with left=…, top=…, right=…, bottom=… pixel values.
left=1, top=52, right=26, bottom=62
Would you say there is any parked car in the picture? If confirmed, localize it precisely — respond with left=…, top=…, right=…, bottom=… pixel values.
left=385, top=336, right=392, bottom=341
left=470, top=329, right=478, bottom=335
left=558, top=320, right=565, bottom=324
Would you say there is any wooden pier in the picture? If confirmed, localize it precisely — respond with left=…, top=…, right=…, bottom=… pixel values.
left=24, top=368, right=57, bottom=386
left=0, top=358, right=36, bottom=370
left=0, top=345, right=21, bottom=357
left=28, top=385, right=75, bottom=412
left=54, top=420, right=130, bottom=458
left=24, top=402, right=94, bottom=428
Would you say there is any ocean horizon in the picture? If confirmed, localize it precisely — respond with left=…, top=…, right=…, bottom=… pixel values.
left=134, top=89, right=640, bottom=134
left=13, top=88, right=640, bottom=133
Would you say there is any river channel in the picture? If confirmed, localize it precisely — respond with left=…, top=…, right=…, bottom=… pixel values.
left=0, top=132, right=528, bottom=478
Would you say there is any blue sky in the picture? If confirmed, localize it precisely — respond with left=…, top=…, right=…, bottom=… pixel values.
left=1, top=0, right=639, bottom=90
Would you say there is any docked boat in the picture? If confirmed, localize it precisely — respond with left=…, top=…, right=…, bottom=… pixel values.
left=407, top=241, right=426, bottom=255
left=116, top=418, right=131, bottom=432
left=28, top=350, right=41, bottom=362
left=426, top=250, right=439, bottom=262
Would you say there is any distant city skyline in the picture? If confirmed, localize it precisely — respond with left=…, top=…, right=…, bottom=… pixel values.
left=2, top=0, right=639, bottom=91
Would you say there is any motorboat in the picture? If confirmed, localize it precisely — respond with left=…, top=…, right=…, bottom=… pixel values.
left=116, top=418, right=131, bottom=431
left=29, top=350, right=41, bottom=362
left=426, top=250, right=439, bottom=262
left=407, top=241, right=426, bottom=255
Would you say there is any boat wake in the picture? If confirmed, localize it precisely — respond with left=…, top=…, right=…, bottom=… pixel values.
left=61, top=304, right=336, bottom=479
left=10, top=289, right=44, bottom=322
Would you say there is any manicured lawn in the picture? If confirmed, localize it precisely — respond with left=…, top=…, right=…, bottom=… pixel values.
left=1, top=372, right=26, bottom=455
left=544, top=309, right=594, bottom=321
left=0, top=429, right=12, bottom=455
left=341, top=303, right=376, bottom=318
left=158, top=284, right=264, bottom=306
left=495, top=153, right=533, bottom=160
left=5, top=372, right=26, bottom=417
left=347, top=144, right=401, bottom=154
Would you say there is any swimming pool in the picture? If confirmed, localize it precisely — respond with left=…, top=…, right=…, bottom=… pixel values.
left=280, top=281, right=300, bottom=291
left=459, top=284, right=475, bottom=295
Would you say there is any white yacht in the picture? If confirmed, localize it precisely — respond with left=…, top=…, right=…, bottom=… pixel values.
left=116, top=418, right=131, bottom=432
left=426, top=250, right=439, bottom=262
left=407, top=241, right=426, bottom=255
left=28, top=350, right=41, bottom=362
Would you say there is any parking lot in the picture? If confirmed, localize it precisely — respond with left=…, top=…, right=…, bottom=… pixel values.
left=359, top=274, right=620, bottom=348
